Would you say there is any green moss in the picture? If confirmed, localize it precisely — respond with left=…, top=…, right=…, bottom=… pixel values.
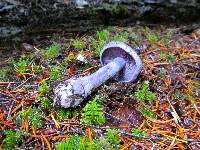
left=38, top=81, right=49, bottom=95
left=33, top=65, right=43, bottom=75
left=168, top=53, right=177, bottom=61
left=2, top=130, right=28, bottom=150
left=38, top=96, right=51, bottom=109
left=50, top=66, right=62, bottom=81
left=57, top=108, right=79, bottom=120
left=95, top=30, right=110, bottom=41
left=72, top=39, right=86, bottom=50
left=111, top=35, right=128, bottom=43
left=143, top=26, right=159, bottom=44
left=13, top=57, right=31, bottom=74
left=173, top=91, right=186, bottom=101
left=92, top=30, right=110, bottom=57
left=41, top=43, right=61, bottom=59
left=15, top=107, right=45, bottom=128
left=159, top=51, right=167, bottom=59
left=135, top=81, right=156, bottom=103
left=140, top=107, right=156, bottom=119
left=55, top=135, right=101, bottom=150
left=81, top=97, right=106, bottom=125
left=131, top=128, right=147, bottom=140
left=106, top=129, right=121, bottom=148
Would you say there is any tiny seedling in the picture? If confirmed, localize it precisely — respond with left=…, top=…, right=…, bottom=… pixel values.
left=72, top=39, right=86, bottom=50
left=135, top=81, right=156, bottom=103
left=81, top=97, right=106, bottom=125
left=92, top=30, right=110, bottom=57
left=15, top=107, right=44, bottom=128
left=50, top=66, right=62, bottom=81
left=92, top=38, right=106, bottom=57
left=140, top=107, right=156, bottom=119
left=13, top=57, right=30, bottom=74
left=106, top=129, right=121, bottom=148
left=63, top=52, right=74, bottom=66
left=131, top=127, right=147, bottom=140
left=159, top=52, right=167, bottom=59
left=41, top=43, right=61, bottom=59
left=2, top=130, right=28, bottom=150
left=38, top=96, right=51, bottom=109
left=95, top=30, right=110, bottom=41
left=57, top=108, right=79, bottom=120
left=143, top=26, right=159, bottom=44
left=39, top=81, right=49, bottom=95
left=33, top=65, right=42, bottom=75
left=146, top=33, right=159, bottom=44
left=168, top=53, right=177, bottom=62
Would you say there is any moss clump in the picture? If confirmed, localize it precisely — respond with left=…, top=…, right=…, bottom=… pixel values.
left=81, top=97, right=106, bottom=125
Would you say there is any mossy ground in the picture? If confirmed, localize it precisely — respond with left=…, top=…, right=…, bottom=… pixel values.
left=0, top=25, right=200, bottom=149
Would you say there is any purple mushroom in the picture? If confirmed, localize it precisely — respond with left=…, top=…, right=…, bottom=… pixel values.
left=53, top=41, right=142, bottom=108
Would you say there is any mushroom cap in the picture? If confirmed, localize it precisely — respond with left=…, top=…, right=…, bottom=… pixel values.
left=100, top=41, right=142, bottom=82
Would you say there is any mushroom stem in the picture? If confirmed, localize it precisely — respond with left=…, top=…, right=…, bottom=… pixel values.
left=74, top=57, right=126, bottom=93
left=54, top=57, right=126, bottom=108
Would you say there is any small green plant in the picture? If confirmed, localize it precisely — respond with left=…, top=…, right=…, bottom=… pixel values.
left=159, top=52, right=167, bottom=59
left=41, top=43, right=61, bottom=59
left=111, top=31, right=128, bottom=43
left=168, top=53, right=177, bottom=62
left=2, top=130, right=28, bottom=150
left=0, top=68, right=8, bottom=81
left=13, top=57, right=30, bottom=74
left=92, top=39, right=106, bottom=57
left=147, top=33, right=158, bottom=44
left=81, top=97, right=106, bottom=125
left=33, top=65, right=42, bottom=75
left=38, top=81, right=49, bottom=95
left=140, top=107, right=156, bottom=119
left=72, top=39, right=86, bottom=50
left=106, top=129, right=120, bottom=148
left=50, top=66, right=62, bottom=81
left=39, top=96, right=51, bottom=109
left=15, top=107, right=44, bottom=128
left=111, top=35, right=128, bottom=43
left=55, top=135, right=100, bottom=150
left=92, top=30, right=110, bottom=57
left=143, top=26, right=159, bottom=44
left=57, top=108, right=79, bottom=120
left=162, top=31, right=173, bottom=45
left=135, top=81, right=156, bottom=103
left=95, top=30, right=110, bottom=41
left=131, top=128, right=147, bottom=140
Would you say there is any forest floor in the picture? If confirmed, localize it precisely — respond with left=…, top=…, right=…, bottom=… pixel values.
left=0, top=24, right=200, bottom=149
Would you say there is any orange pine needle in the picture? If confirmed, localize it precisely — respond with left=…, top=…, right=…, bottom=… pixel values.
left=0, top=112, right=6, bottom=121
left=86, top=128, right=92, bottom=143
left=50, top=113, right=60, bottom=129
left=41, top=133, right=52, bottom=150
left=11, top=101, right=25, bottom=114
